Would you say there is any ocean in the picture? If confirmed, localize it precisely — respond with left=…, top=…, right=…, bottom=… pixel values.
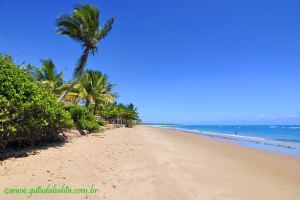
left=152, top=125, right=300, bottom=157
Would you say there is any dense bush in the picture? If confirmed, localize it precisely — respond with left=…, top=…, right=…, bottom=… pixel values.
left=0, top=55, right=73, bottom=151
left=67, top=105, right=101, bottom=132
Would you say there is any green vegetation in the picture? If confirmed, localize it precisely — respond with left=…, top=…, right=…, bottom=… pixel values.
left=65, top=70, right=116, bottom=111
left=102, top=103, right=140, bottom=127
left=56, top=4, right=114, bottom=102
left=0, top=55, right=73, bottom=151
left=68, top=105, right=101, bottom=132
left=24, top=59, right=64, bottom=96
left=0, top=4, right=140, bottom=152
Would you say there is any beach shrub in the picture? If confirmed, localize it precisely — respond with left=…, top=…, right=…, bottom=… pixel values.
left=0, top=54, right=73, bottom=151
left=68, top=105, right=100, bottom=132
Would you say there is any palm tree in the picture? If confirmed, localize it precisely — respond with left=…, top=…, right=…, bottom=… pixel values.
left=101, top=102, right=140, bottom=127
left=39, top=59, right=64, bottom=94
left=63, top=69, right=116, bottom=111
left=120, top=103, right=140, bottom=127
left=80, top=70, right=116, bottom=109
left=88, top=71, right=116, bottom=115
left=25, top=59, right=64, bottom=94
left=56, top=4, right=114, bottom=102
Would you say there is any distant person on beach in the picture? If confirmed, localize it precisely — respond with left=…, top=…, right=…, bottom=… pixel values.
left=235, top=131, right=238, bottom=135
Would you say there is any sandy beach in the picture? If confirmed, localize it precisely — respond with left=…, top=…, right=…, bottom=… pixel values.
left=0, top=126, right=300, bottom=200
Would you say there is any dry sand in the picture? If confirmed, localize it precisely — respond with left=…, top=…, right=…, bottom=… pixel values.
left=0, top=126, right=300, bottom=200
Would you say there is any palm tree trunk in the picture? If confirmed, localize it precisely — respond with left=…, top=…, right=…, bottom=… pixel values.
left=57, top=48, right=90, bottom=102
left=57, top=80, right=78, bottom=102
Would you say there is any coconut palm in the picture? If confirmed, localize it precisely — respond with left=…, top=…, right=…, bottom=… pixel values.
left=120, top=103, right=140, bottom=127
left=39, top=59, right=64, bottom=93
left=80, top=70, right=116, bottom=109
left=56, top=4, right=114, bottom=102
left=25, top=59, right=63, bottom=94
left=89, top=72, right=116, bottom=115
left=63, top=70, right=116, bottom=112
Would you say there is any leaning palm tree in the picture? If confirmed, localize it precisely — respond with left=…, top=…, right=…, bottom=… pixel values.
left=56, top=4, right=114, bottom=102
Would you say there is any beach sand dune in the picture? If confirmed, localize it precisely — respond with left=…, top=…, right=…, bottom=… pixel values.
left=0, top=126, right=300, bottom=200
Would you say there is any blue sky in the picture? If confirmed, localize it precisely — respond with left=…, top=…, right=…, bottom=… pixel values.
left=0, top=0, right=300, bottom=124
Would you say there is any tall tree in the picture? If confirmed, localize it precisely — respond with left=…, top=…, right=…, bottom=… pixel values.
left=56, top=4, right=114, bottom=102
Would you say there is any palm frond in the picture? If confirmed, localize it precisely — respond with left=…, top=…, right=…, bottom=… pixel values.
left=56, top=4, right=114, bottom=101
left=73, top=4, right=100, bottom=37
left=56, top=14, right=83, bottom=42
left=98, top=17, right=114, bottom=40
left=41, top=59, right=55, bottom=80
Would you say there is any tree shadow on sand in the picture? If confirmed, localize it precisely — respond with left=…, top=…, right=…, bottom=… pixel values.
left=0, top=139, right=66, bottom=161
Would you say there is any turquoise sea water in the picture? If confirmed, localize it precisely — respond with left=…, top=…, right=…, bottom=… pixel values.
left=152, top=125, right=300, bottom=157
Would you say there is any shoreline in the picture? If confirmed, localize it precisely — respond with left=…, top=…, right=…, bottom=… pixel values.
left=1, top=126, right=300, bottom=199
left=148, top=125, right=300, bottom=158
left=146, top=126, right=300, bottom=162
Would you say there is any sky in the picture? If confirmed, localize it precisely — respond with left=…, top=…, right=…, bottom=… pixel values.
left=0, top=0, right=300, bottom=124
